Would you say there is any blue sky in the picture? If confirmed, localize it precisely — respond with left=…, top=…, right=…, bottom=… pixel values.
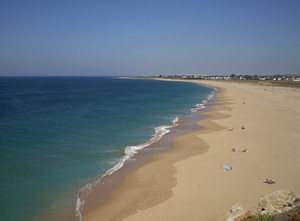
left=1, top=0, right=299, bottom=76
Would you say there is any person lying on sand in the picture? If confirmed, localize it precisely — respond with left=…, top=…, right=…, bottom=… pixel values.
left=240, top=149, right=248, bottom=153
left=231, top=148, right=248, bottom=153
left=261, top=179, right=275, bottom=184
left=241, top=126, right=245, bottom=130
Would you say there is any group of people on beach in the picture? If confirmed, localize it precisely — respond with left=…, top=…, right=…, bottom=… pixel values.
left=227, top=126, right=245, bottom=131
left=222, top=99, right=275, bottom=185
left=231, top=148, right=247, bottom=153
left=228, top=124, right=247, bottom=152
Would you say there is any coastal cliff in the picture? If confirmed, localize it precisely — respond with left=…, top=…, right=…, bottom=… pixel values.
left=222, top=189, right=300, bottom=221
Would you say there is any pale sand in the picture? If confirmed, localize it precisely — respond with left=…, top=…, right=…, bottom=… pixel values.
left=83, top=80, right=300, bottom=221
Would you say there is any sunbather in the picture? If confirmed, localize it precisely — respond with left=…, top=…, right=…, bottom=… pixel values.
left=262, top=179, right=275, bottom=184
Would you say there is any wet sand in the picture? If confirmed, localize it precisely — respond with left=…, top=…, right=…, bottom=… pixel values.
left=80, top=80, right=213, bottom=219
left=83, top=80, right=300, bottom=221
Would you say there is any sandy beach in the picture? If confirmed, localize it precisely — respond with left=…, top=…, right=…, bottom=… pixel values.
left=82, top=80, right=300, bottom=221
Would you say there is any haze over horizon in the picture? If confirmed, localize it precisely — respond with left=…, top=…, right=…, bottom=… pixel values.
left=1, top=1, right=299, bottom=77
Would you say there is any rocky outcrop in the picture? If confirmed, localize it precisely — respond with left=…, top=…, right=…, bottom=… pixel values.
left=221, top=203, right=253, bottom=221
left=222, top=189, right=300, bottom=221
left=258, top=189, right=300, bottom=215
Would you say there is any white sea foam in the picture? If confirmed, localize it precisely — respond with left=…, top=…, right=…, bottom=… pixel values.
left=75, top=197, right=83, bottom=221
left=206, top=87, right=217, bottom=101
left=208, top=93, right=215, bottom=100
left=124, top=158, right=136, bottom=163
left=75, top=182, right=94, bottom=221
left=172, top=117, right=179, bottom=124
left=191, top=103, right=206, bottom=113
left=105, top=91, right=211, bottom=174
left=189, top=88, right=217, bottom=114
left=98, top=89, right=217, bottom=184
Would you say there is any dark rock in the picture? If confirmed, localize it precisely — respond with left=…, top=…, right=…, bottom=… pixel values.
left=273, top=206, right=300, bottom=221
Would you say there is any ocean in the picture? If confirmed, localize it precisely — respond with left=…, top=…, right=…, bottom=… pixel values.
left=0, top=77, right=214, bottom=221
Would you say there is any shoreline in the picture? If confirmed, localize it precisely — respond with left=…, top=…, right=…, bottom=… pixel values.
left=83, top=80, right=300, bottom=221
left=80, top=79, right=216, bottom=220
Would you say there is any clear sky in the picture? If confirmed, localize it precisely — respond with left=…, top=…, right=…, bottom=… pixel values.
left=1, top=0, right=299, bottom=76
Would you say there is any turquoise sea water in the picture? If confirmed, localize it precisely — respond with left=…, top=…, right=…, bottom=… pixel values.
left=0, top=77, right=214, bottom=221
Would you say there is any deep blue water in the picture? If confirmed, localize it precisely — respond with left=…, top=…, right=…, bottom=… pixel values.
left=0, top=77, right=214, bottom=221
